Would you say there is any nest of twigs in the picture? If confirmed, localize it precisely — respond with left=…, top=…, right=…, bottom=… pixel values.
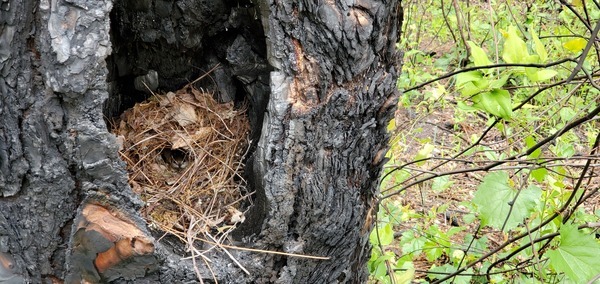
left=112, top=86, right=250, bottom=244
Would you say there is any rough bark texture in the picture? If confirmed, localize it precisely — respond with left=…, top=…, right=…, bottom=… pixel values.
left=243, top=0, right=401, bottom=282
left=0, top=0, right=163, bottom=282
left=0, top=0, right=400, bottom=282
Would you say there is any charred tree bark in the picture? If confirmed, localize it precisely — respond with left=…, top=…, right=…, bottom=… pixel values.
left=241, top=0, right=402, bottom=282
left=0, top=0, right=401, bottom=282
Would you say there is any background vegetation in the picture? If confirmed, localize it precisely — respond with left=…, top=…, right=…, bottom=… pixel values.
left=369, top=0, right=600, bottom=283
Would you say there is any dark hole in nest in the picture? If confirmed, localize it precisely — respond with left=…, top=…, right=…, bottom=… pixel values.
left=160, top=147, right=190, bottom=171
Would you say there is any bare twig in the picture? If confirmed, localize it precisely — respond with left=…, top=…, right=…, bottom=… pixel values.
left=403, top=59, right=576, bottom=93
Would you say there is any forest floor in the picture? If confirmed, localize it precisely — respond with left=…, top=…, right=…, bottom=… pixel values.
left=377, top=1, right=600, bottom=282
left=389, top=98, right=497, bottom=277
left=388, top=94, right=600, bottom=280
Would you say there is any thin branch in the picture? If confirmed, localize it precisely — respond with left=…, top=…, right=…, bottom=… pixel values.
left=560, top=131, right=600, bottom=225
left=451, top=0, right=470, bottom=60
left=403, top=58, right=575, bottom=93
left=440, top=0, right=458, bottom=44
left=434, top=136, right=600, bottom=283
left=382, top=101, right=600, bottom=199
left=434, top=219, right=599, bottom=283
left=565, top=19, right=600, bottom=82
left=559, top=0, right=594, bottom=32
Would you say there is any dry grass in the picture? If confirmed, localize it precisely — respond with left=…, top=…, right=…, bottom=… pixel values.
left=112, top=86, right=251, bottom=250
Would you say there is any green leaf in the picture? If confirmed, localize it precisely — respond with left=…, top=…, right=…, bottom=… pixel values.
left=451, top=249, right=465, bottom=264
left=525, top=67, right=537, bottom=81
left=396, top=256, right=412, bottom=269
left=535, top=69, right=558, bottom=81
left=373, top=261, right=387, bottom=278
left=390, top=169, right=411, bottom=185
left=547, top=224, right=600, bottom=283
left=459, top=82, right=482, bottom=96
left=457, top=101, right=480, bottom=112
left=525, top=136, right=542, bottom=158
left=526, top=135, right=548, bottom=182
left=474, top=89, right=512, bottom=119
left=371, top=252, right=395, bottom=278
left=423, top=226, right=449, bottom=262
left=400, top=230, right=426, bottom=256
left=524, top=54, right=541, bottom=64
left=563, top=38, right=587, bottom=53
left=531, top=168, right=548, bottom=183
left=394, top=268, right=414, bottom=284
left=431, top=176, right=454, bottom=192
left=556, top=141, right=575, bottom=158
left=371, top=223, right=394, bottom=246
left=424, top=240, right=445, bottom=262
left=467, top=41, right=492, bottom=66
left=463, top=214, right=477, bottom=225
left=387, top=118, right=396, bottom=132
left=456, top=71, right=487, bottom=96
left=456, top=70, right=484, bottom=87
left=502, top=26, right=529, bottom=63
left=472, top=172, right=541, bottom=231
left=463, top=234, right=488, bottom=256
left=559, top=107, right=576, bottom=123
left=526, top=67, right=558, bottom=82
left=415, top=143, right=435, bottom=165
left=489, top=73, right=510, bottom=89
left=530, top=27, right=548, bottom=62
left=522, top=184, right=542, bottom=210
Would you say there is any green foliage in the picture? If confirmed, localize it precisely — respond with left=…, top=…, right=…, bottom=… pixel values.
left=467, top=41, right=492, bottom=67
left=475, top=89, right=513, bottom=119
left=370, top=0, right=600, bottom=283
left=455, top=24, right=559, bottom=120
left=370, top=223, right=394, bottom=246
left=547, top=225, right=600, bottom=283
left=530, top=28, right=548, bottom=62
left=368, top=202, right=418, bottom=284
left=431, top=176, right=453, bottom=193
left=563, top=38, right=587, bottom=53
left=502, top=26, right=529, bottom=64
left=473, top=172, right=541, bottom=231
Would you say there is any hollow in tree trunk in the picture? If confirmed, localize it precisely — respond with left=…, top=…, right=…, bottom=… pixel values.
left=0, top=0, right=402, bottom=282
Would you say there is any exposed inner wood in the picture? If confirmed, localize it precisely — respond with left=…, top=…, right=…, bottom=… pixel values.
left=78, top=204, right=155, bottom=275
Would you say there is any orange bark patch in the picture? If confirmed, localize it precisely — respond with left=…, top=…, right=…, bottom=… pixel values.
left=78, top=204, right=154, bottom=273
left=292, top=38, right=304, bottom=73
left=350, top=8, right=370, bottom=27
left=289, top=38, right=321, bottom=113
left=0, top=251, right=17, bottom=279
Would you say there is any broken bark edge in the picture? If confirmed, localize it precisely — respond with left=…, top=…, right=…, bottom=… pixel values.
left=65, top=203, right=158, bottom=283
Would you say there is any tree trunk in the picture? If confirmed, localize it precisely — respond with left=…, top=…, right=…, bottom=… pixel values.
left=0, top=0, right=401, bottom=282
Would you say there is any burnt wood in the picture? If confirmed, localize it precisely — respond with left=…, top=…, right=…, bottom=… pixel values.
left=0, top=0, right=401, bottom=282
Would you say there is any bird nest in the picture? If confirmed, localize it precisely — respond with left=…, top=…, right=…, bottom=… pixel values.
left=112, top=87, right=250, bottom=245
